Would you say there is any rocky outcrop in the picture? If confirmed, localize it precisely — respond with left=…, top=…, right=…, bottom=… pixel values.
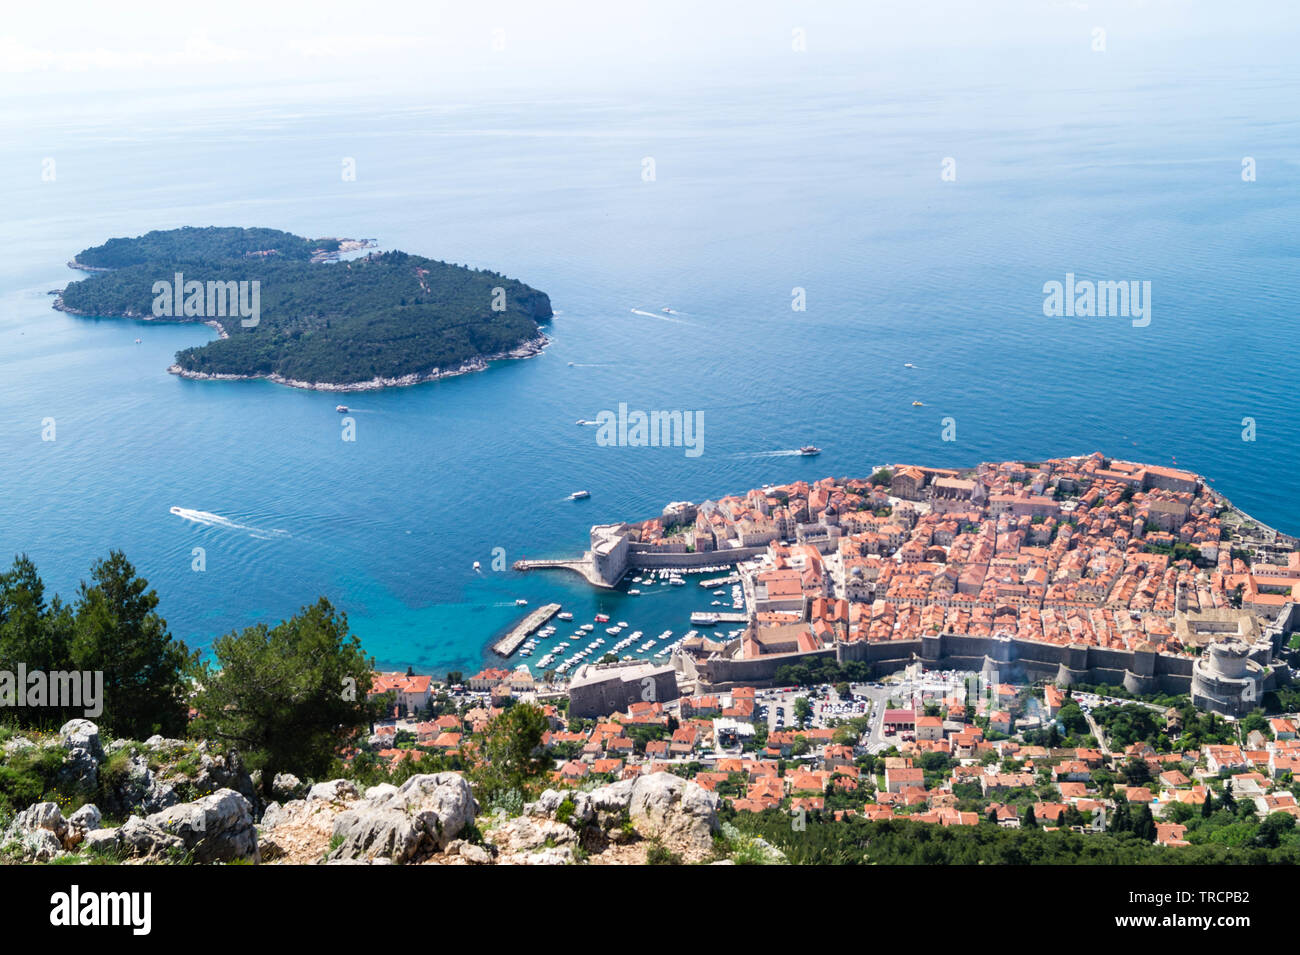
left=2, top=799, right=115, bottom=861
left=192, top=748, right=258, bottom=807
left=261, top=773, right=477, bottom=865
left=101, top=753, right=179, bottom=816
left=328, top=773, right=476, bottom=864
left=116, top=788, right=259, bottom=863
left=56, top=719, right=104, bottom=792
left=518, top=772, right=722, bottom=863
left=306, top=778, right=360, bottom=803
left=627, top=773, right=721, bottom=859
left=272, top=773, right=305, bottom=801
left=3, top=801, right=71, bottom=861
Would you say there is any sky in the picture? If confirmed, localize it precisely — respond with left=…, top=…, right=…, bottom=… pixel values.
left=3, top=0, right=1297, bottom=107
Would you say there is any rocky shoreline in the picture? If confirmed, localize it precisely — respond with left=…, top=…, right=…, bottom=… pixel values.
left=166, top=332, right=551, bottom=391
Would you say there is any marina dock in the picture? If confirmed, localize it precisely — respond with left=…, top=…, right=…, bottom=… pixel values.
left=493, top=603, right=562, bottom=657
left=691, top=611, right=749, bottom=625
left=699, top=573, right=741, bottom=587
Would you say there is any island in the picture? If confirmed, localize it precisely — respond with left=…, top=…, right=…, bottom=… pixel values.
left=55, top=226, right=553, bottom=390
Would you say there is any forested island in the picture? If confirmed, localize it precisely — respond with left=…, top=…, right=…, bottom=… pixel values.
left=56, top=226, right=553, bottom=390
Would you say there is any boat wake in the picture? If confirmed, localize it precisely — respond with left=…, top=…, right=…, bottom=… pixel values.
left=169, top=506, right=289, bottom=540
left=630, top=308, right=695, bottom=326
left=738, top=449, right=805, bottom=458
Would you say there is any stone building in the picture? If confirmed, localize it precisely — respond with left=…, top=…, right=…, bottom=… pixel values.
left=568, top=661, right=679, bottom=718
left=1191, top=638, right=1269, bottom=717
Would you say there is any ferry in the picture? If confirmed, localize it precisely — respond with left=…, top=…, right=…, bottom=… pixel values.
left=336, top=405, right=349, bottom=413
left=799, top=445, right=821, bottom=456
left=569, top=490, right=590, bottom=500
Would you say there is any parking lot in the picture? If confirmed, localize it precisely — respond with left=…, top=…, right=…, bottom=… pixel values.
left=755, top=685, right=870, bottom=734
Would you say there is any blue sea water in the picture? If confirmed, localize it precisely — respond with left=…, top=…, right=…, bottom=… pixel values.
left=1, top=57, right=1298, bottom=674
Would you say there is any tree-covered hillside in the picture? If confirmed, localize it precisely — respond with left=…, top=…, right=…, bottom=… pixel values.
left=58, top=227, right=553, bottom=387
left=70, top=226, right=339, bottom=269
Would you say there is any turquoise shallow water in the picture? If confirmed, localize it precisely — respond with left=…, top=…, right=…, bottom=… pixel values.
left=1, top=59, right=1298, bottom=674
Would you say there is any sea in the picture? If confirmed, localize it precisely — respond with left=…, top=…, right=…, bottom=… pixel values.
left=2, top=52, right=1298, bottom=674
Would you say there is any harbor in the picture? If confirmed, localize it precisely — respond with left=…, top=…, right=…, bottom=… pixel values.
left=496, top=566, right=753, bottom=675
left=492, top=603, right=562, bottom=657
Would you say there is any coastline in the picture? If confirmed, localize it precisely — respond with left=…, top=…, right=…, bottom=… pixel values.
left=52, top=296, right=232, bottom=340
left=165, top=332, right=551, bottom=392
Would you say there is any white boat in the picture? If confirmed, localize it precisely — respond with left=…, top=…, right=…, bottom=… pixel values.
left=569, top=490, right=590, bottom=500
left=472, top=561, right=481, bottom=571
left=557, top=612, right=573, bottom=621
left=515, top=598, right=528, bottom=606
left=628, top=589, right=641, bottom=595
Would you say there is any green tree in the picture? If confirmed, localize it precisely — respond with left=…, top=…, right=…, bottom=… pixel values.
left=793, top=696, right=812, bottom=728
left=1057, top=702, right=1089, bottom=736
left=473, top=702, right=551, bottom=801
left=191, top=597, right=373, bottom=795
left=1131, top=804, right=1156, bottom=842
left=1253, top=811, right=1296, bottom=849
left=70, top=551, right=196, bottom=738
left=1122, top=757, right=1152, bottom=786
left=0, top=555, right=65, bottom=674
